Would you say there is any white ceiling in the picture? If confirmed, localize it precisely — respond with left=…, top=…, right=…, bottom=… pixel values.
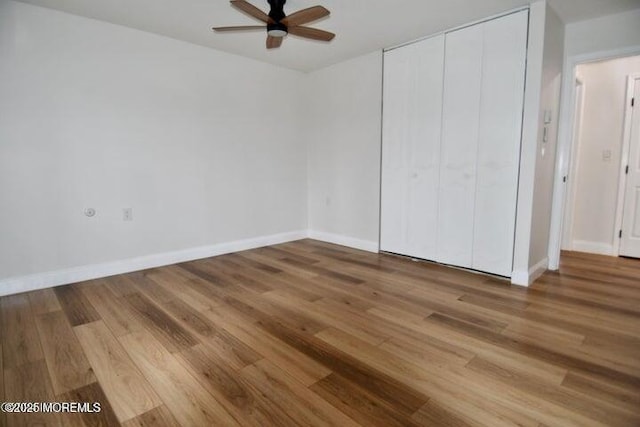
left=15, top=0, right=640, bottom=71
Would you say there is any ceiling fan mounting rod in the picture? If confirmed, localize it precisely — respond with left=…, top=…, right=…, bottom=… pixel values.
left=267, top=0, right=287, bottom=22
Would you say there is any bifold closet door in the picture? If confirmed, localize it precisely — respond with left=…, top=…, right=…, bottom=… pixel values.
left=472, top=11, right=528, bottom=276
left=437, top=24, right=484, bottom=268
left=380, top=35, right=445, bottom=260
left=438, top=10, right=528, bottom=275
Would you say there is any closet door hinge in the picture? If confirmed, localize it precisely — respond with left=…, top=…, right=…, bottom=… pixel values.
left=632, top=97, right=635, bottom=107
left=619, top=230, right=623, bottom=239
left=626, top=165, right=630, bottom=175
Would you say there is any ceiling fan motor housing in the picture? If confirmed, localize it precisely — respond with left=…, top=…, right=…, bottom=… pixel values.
left=267, top=22, right=288, bottom=37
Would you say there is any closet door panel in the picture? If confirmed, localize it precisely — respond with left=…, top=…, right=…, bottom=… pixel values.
left=437, top=25, right=484, bottom=268
left=381, top=36, right=445, bottom=260
left=472, top=11, right=528, bottom=276
left=380, top=45, right=409, bottom=257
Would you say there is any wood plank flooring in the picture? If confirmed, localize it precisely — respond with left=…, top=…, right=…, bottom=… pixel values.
left=1, top=240, right=639, bottom=426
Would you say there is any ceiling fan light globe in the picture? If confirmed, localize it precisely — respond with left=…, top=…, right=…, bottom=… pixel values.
left=267, top=28, right=287, bottom=37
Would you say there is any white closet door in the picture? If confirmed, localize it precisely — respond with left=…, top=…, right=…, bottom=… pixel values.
left=472, top=11, right=528, bottom=276
left=381, top=35, right=445, bottom=260
left=437, top=25, right=484, bottom=268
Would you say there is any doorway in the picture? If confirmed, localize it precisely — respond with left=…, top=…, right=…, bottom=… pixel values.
left=561, top=77, right=584, bottom=250
left=554, top=55, right=640, bottom=262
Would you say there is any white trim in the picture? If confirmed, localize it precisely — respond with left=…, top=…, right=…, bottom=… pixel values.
left=510, top=270, right=529, bottom=286
left=548, top=45, right=640, bottom=270
left=614, top=73, right=640, bottom=256
left=561, top=77, right=585, bottom=251
left=307, top=230, right=380, bottom=253
left=513, top=2, right=545, bottom=281
left=384, top=6, right=530, bottom=52
left=571, top=240, right=614, bottom=256
left=511, top=257, right=548, bottom=287
left=0, top=230, right=307, bottom=297
left=528, top=257, right=549, bottom=284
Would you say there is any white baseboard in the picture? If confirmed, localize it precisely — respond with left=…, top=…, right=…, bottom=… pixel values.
left=0, top=230, right=307, bottom=297
left=307, top=230, right=379, bottom=253
left=571, top=240, right=614, bottom=256
left=511, top=257, right=548, bottom=287
left=528, top=257, right=549, bottom=284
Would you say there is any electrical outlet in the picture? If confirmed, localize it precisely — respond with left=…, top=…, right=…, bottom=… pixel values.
left=123, top=208, right=133, bottom=221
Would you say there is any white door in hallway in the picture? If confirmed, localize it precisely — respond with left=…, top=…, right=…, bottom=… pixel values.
left=620, top=77, right=640, bottom=258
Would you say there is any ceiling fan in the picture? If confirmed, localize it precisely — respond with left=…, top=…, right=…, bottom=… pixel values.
left=213, top=0, right=335, bottom=49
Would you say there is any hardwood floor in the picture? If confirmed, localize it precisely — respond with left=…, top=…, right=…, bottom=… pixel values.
left=1, top=240, right=639, bottom=426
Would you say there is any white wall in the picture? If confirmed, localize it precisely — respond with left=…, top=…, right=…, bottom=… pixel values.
left=512, top=1, right=546, bottom=284
left=0, top=0, right=579, bottom=293
left=565, top=9, right=640, bottom=59
left=0, top=1, right=307, bottom=292
left=567, top=56, right=640, bottom=254
left=512, top=1, right=564, bottom=285
left=305, top=52, right=383, bottom=252
left=528, top=3, right=565, bottom=267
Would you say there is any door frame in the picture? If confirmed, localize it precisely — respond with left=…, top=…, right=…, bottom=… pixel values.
left=616, top=73, right=640, bottom=256
left=561, top=76, right=584, bottom=250
left=548, top=45, right=640, bottom=270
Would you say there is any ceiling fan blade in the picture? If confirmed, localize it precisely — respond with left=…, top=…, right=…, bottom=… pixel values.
left=266, top=35, right=283, bottom=49
left=230, top=0, right=274, bottom=24
left=212, top=25, right=266, bottom=32
left=288, top=26, right=335, bottom=42
left=282, top=6, right=329, bottom=27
